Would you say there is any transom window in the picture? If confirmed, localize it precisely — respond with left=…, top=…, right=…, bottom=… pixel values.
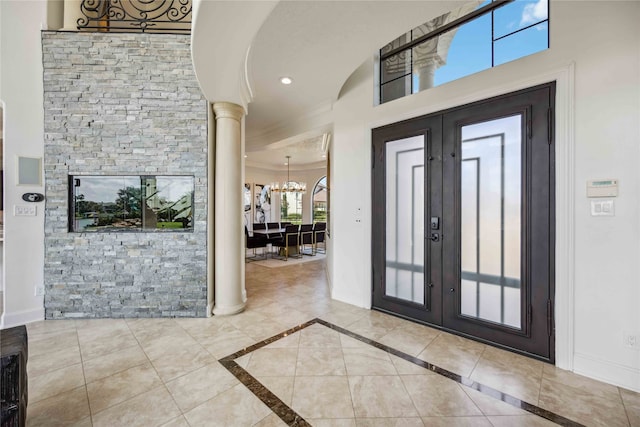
left=379, top=0, right=549, bottom=104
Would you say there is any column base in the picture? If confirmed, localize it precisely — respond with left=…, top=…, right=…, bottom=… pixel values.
left=212, top=301, right=246, bottom=316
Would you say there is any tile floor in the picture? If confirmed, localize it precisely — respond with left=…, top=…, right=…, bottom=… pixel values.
left=23, top=259, right=640, bottom=426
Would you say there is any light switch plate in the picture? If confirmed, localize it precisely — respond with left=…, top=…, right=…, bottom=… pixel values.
left=591, top=200, right=614, bottom=216
left=14, top=205, right=37, bottom=216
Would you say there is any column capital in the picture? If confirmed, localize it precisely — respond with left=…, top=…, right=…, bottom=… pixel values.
left=212, top=102, right=245, bottom=122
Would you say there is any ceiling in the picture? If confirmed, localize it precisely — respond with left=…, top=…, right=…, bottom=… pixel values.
left=192, top=1, right=466, bottom=169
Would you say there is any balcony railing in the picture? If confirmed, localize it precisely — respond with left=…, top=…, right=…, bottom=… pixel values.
left=77, top=0, right=191, bottom=33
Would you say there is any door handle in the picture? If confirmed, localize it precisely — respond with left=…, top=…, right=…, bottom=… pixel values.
left=430, top=233, right=440, bottom=242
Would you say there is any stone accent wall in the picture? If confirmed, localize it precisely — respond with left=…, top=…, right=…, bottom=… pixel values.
left=42, top=32, right=208, bottom=318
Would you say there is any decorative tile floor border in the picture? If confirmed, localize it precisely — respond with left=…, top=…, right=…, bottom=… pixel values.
left=219, top=318, right=585, bottom=427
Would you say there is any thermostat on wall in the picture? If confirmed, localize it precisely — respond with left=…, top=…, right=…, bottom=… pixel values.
left=587, top=179, right=618, bottom=198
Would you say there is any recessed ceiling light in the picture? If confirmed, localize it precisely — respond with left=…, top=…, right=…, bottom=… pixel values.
left=321, top=154, right=326, bottom=158
left=280, top=77, right=293, bottom=85
left=244, top=155, right=248, bottom=158
left=284, top=162, right=288, bottom=166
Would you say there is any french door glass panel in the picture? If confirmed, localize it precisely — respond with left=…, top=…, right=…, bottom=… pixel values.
left=385, top=135, right=425, bottom=304
left=459, top=115, right=522, bottom=329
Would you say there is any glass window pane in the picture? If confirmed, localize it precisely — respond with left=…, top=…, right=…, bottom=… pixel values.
left=459, top=115, right=522, bottom=328
left=493, top=0, right=548, bottom=39
left=432, top=14, right=492, bottom=87
left=312, top=176, right=327, bottom=223
left=73, top=176, right=141, bottom=231
left=144, top=176, right=193, bottom=230
left=385, top=135, right=424, bottom=304
left=281, top=188, right=303, bottom=224
left=381, top=74, right=411, bottom=104
left=494, top=21, right=548, bottom=66
left=381, top=50, right=411, bottom=85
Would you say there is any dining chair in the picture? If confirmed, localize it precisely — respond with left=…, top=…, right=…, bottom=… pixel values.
left=299, top=224, right=314, bottom=256
left=245, top=226, right=268, bottom=262
left=313, top=222, right=326, bottom=254
left=275, top=224, right=301, bottom=261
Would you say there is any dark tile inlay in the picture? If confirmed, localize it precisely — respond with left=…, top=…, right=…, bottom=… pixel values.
left=220, top=318, right=585, bottom=427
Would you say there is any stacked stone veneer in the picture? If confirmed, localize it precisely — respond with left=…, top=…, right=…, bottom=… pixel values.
left=42, top=32, right=208, bottom=318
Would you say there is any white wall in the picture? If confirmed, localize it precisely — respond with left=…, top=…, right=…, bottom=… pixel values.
left=246, top=165, right=327, bottom=225
left=0, top=1, right=49, bottom=327
left=329, top=1, right=640, bottom=391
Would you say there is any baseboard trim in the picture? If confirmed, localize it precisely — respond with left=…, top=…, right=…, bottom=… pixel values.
left=574, top=352, right=640, bottom=392
left=1, top=307, right=44, bottom=329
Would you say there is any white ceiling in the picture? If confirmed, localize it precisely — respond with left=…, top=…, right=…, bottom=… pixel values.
left=192, top=0, right=466, bottom=167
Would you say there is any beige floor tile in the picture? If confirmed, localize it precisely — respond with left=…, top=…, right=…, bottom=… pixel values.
left=469, top=346, right=544, bottom=404
left=320, top=309, right=368, bottom=329
left=461, top=386, right=528, bottom=416
left=620, top=387, right=640, bottom=426
left=125, top=317, right=185, bottom=342
left=201, top=327, right=257, bottom=359
left=355, top=419, right=423, bottom=427
left=28, top=329, right=79, bottom=358
left=276, top=309, right=316, bottom=329
left=419, top=417, right=492, bottom=427
left=310, top=419, right=357, bottom=427
left=348, top=375, right=419, bottom=418
left=417, top=333, right=486, bottom=378
left=236, top=353, right=252, bottom=368
left=184, top=383, right=272, bottom=427
left=342, top=345, right=397, bottom=376
left=83, top=344, right=148, bottom=384
left=339, top=333, right=369, bottom=349
left=28, top=345, right=82, bottom=378
left=264, top=330, right=301, bottom=348
left=239, top=317, right=292, bottom=342
left=86, top=362, right=163, bottom=413
left=254, top=413, right=289, bottom=427
left=390, top=354, right=431, bottom=375
left=165, top=362, right=240, bottom=412
left=29, top=363, right=85, bottom=404
left=78, top=328, right=139, bottom=361
left=75, top=318, right=129, bottom=333
left=92, top=386, right=181, bottom=427
left=299, top=323, right=342, bottom=348
left=377, top=322, right=439, bottom=357
left=138, top=331, right=200, bottom=361
left=26, top=386, right=89, bottom=427
left=246, top=347, right=299, bottom=377
left=159, top=415, right=191, bottom=427
left=346, top=315, right=403, bottom=340
left=296, top=347, right=347, bottom=376
left=292, top=376, right=355, bottom=419
left=401, top=374, right=483, bottom=417
left=538, top=376, right=629, bottom=427
left=486, top=415, right=559, bottom=426
left=150, top=342, right=216, bottom=382
left=225, top=310, right=272, bottom=331
left=255, top=376, right=296, bottom=406
left=173, top=316, right=230, bottom=342
left=27, top=320, right=76, bottom=341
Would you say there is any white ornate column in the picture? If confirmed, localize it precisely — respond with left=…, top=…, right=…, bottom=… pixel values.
left=212, top=102, right=246, bottom=316
left=63, top=0, right=83, bottom=31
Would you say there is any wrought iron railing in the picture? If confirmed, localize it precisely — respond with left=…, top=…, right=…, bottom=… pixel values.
left=77, top=0, right=191, bottom=33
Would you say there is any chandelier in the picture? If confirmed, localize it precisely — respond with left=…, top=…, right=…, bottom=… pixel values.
left=270, top=156, right=307, bottom=194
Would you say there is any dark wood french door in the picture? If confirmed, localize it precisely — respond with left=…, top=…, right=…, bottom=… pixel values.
left=372, top=83, right=555, bottom=362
